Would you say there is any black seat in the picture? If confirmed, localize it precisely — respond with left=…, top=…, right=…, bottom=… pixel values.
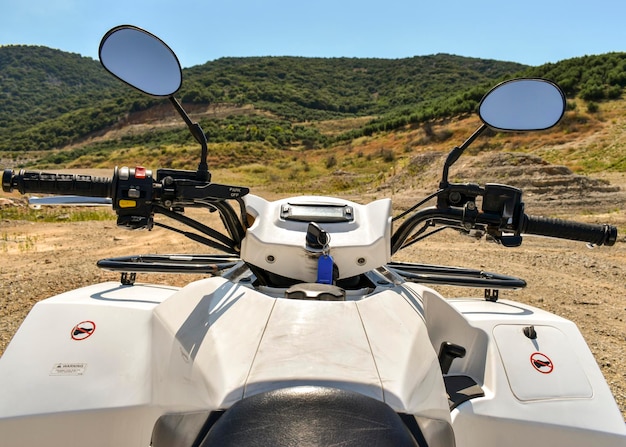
left=198, top=386, right=421, bottom=446
left=151, top=386, right=433, bottom=446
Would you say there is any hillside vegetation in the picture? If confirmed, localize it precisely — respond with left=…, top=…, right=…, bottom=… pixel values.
left=1, top=46, right=626, bottom=194
left=0, top=46, right=122, bottom=148
left=0, top=48, right=525, bottom=154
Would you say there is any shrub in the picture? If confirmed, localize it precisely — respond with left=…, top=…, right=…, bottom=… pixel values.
left=325, top=155, right=337, bottom=169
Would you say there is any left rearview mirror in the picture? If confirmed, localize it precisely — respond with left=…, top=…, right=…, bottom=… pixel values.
left=99, top=25, right=182, bottom=97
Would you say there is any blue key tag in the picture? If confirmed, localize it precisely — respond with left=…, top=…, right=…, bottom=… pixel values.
left=317, top=253, right=334, bottom=284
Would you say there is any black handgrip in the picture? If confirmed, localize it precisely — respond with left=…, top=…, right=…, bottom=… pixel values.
left=2, top=169, right=112, bottom=198
left=520, top=214, right=617, bottom=246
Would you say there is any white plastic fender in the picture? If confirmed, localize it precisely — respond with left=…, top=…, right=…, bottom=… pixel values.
left=0, top=281, right=179, bottom=447
left=407, top=282, right=626, bottom=447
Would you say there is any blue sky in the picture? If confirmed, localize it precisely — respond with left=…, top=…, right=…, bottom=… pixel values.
left=1, top=0, right=624, bottom=68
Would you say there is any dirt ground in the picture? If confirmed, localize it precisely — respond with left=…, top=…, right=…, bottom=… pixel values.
left=1, top=170, right=625, bottom=420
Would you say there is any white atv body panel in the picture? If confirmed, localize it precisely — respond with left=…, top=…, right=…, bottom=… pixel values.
left=0, top=277, right=450, bottom=446
left=0, top=277, right=624, bottom=446
left=152, top=276, right=449, bottom=420
left=408, top=283, right=626, bottom=447
left=0, top=282, right=178, bottom=446
left=241, top=195, right=392, bottom=281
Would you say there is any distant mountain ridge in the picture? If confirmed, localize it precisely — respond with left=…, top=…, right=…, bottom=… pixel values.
left=0, top=45, right=526, bottom=152
left=181, top=53, right=526, bottom=117
left=1, top=44, right=625, bottom=164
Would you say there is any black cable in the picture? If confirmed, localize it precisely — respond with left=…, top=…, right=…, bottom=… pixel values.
left=153, top=221, right=236, bottom=254
left=392, top=189, right=442, bottom=222
left=400, top=225, right=450, bottom=250
left=154, top=206, right=236, bottom=249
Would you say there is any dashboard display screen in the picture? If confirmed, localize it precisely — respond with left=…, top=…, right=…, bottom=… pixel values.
left=282, top=204, right=353, bottom=223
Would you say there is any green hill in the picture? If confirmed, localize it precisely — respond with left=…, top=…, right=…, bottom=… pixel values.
left=0, top=46, right=526, bottom=154
left=1, top=45, right=626, bottom=179
left=0, top=46, right=122, bottom=148
left=181, top=54, right=526, bottom=118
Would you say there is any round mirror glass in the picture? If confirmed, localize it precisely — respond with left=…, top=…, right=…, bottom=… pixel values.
left=478, top=78, right=566, bottom=131
left=99, top=26, right=182, bottom=97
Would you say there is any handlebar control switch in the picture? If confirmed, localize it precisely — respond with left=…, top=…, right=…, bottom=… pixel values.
left=113, top=166, right=154, bottom=230
left=482, top=183, right=524, bottom=246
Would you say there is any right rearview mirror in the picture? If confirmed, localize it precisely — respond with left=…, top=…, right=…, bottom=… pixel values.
left=478, top=78, right=566, bottom=131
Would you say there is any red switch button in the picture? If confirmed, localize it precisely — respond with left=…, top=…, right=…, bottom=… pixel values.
left=135, top=166, right=146, bottom=179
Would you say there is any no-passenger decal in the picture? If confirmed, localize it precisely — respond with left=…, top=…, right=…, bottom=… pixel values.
left=530, top=352, right=554, bottom=374
left=70, top=321, right=96, bottom=341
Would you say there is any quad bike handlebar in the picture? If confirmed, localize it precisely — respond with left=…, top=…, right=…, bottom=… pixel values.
left=2, top=167, right=249, bottom=253
left=2, top=169, right=112, bottom=198
left=4, top=167, right=618, bottom=257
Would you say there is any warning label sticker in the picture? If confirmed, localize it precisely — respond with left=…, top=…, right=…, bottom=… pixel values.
left=530, top=352, right=554, bottom=374
left=50, top=363, right=87, bottom=376
left=71, top=321, right=96, bottom=341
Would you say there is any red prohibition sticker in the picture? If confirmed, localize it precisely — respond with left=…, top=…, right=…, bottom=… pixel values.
left=530, top=352, right=554, bottom=374
left=71, top=321, right=96, bottom=341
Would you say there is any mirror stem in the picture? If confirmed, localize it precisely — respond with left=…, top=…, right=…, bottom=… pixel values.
left=439, top=123, right=487, bottom=188
left=169, top=97, right=211, bottom=181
